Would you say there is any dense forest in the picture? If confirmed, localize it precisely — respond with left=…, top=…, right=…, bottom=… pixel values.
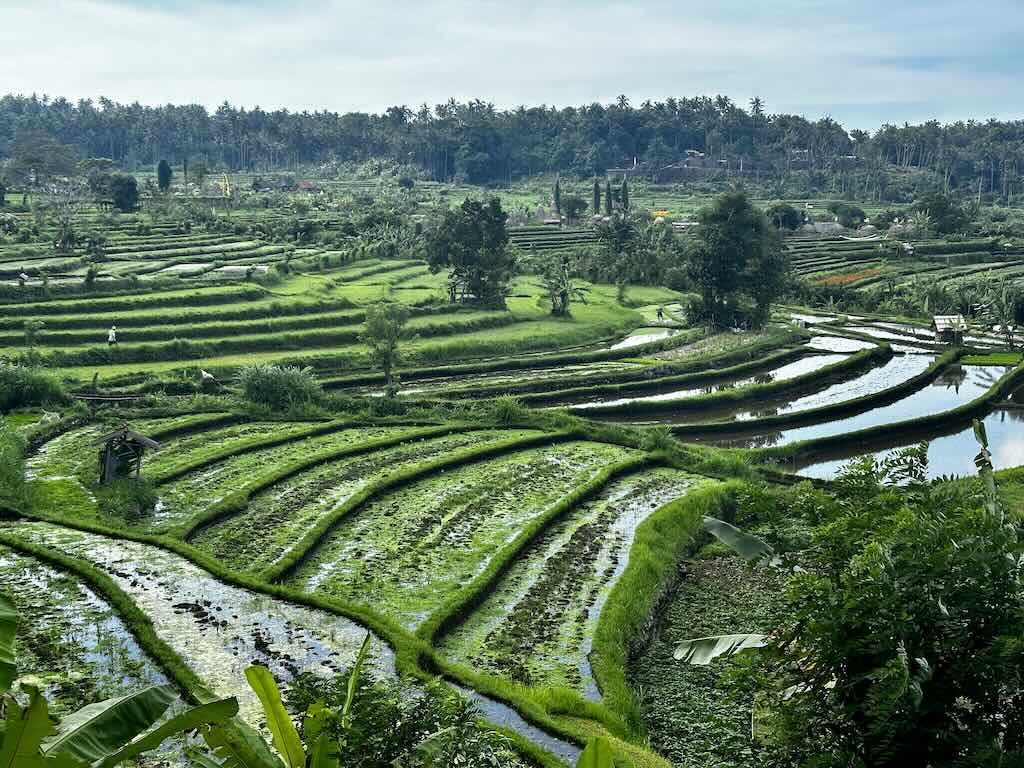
left=3, top=92, right=1024, bottom=200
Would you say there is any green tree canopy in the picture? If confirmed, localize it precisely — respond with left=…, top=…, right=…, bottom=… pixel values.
left=359, top=301, right=411, bottom=388
left=689, top=190, right=785, bottom=327
left=108, top=173, right=139, bottom=212
left=156, top=159, right=172, bottom=192
left=425, top=197, right=514, bottom=307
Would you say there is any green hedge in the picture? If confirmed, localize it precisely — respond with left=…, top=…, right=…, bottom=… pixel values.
left=572, top=344, right=889, bottom=417
left=0, top=285, right=267, bottom=315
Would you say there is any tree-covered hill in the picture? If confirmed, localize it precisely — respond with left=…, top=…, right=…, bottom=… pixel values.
left=2, top=93, right=1024, bottom=200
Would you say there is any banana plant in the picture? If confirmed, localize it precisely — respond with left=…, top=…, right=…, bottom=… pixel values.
left=0, top=592, right=238, bottom=768
left=575, top=736, right=614, bottom=768
left=672, top=517, right=775, bottom=665
left=193, top=633, right=372, bottom=768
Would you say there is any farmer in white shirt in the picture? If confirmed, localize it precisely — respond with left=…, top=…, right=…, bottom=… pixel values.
left=108, top=326, right=118, bottom=347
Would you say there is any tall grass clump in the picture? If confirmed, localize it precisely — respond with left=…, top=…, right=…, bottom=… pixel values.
left=236, top=363, right=322, bottom=412
left=0, top=362, right=66, bottom=412
left=0, top=417, right=26, bottom=510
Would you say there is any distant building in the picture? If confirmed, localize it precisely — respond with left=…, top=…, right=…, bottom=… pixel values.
left=932, top=314, right=968, bottom=344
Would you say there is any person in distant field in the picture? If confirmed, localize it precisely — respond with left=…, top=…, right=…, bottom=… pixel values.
left=108, top=325, right=118, bottom=346
left=656, top=306, right=665, bottom=322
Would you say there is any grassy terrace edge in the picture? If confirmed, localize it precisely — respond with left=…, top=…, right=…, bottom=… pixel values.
left=265, top=429, right=580, bottom=582
left=670, top=347, right=963, bottom=438
left=174, top=423, right=479, bottom=540
left=569, top=344, right=889, bottom=416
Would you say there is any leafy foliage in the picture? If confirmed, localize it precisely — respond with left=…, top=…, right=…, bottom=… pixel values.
left=425, top=198, right=514, bottom=307
left=236, top=364, right=321, bottom=412
left=688, top=191, right=787, bottom=328
left=359, top=302, right=410, bottom=387
left=0, top=364, right=66, bottom=413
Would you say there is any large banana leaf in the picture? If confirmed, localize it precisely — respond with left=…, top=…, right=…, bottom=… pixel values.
left=41, top=684, right=175, bottom=763
left=198, top=723, right=285, bottom=768
left=575, top=736, right=614, bottom=768
left=702, top=517, right=774, bottom=562
left=97, top=697, right=239, bottom=768
left=0, top=593, right=16, bottom=694
left=674, top=633, right=767, bottom=665
left=244, top=666, right=304, bottom=768
left=0, top=686, right=57, bottom=768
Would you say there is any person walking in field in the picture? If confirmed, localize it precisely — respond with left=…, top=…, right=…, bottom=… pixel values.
left=657, top=306, right=665, bottom=322
left=108, top=325, right=118, bottom=346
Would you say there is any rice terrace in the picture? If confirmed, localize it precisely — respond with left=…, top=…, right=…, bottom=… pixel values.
left=4, top=7, right=1024, bottom=766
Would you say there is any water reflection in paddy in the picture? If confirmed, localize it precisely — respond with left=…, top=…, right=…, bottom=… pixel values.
left=796, top=408, right=1024, bottom=480
left=572, top=354, right=846, bottom=409
left=708, top=365, right=1007, bottom=448
left=664, top=354, right=933, bottom=426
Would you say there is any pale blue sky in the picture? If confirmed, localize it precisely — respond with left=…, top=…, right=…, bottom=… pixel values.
left=2, top=0, right=1022, bottom=129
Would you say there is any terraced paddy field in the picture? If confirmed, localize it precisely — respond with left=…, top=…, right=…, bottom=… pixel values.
left=285, top=440, right=639, bottom=628
left=6, top=210, right=1024, bottom=767
left=437, top=467, right=695, bottom=695
left=1, top=263, right=680, bottom=381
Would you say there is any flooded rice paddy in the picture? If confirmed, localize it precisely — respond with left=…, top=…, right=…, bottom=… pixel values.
left=571, top=354, right=846, bottom=409
left=796, top=407, right=1024, bottom=480
left=192, top=429, right=543, bottom=574
left=709, top=364, right=1007, bottom=448
left=438, top=468, right=693, bottom=697
left=286, top=441, right=640, bottom=628
left=1, top=522, right=394, bottom=728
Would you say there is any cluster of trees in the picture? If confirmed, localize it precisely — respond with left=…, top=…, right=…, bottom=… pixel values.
left=5, top=93, right=1024, bottom=197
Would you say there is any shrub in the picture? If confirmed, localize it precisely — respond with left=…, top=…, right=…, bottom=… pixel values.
left=96, top=477, right=158, bottom=522
left=490, top=395, right=526, bottom=425
left=0, top=417, right=26, bottom=509
left=0, top=363, right=66, bottom=412
left=640, top=424, right=674, bottom=452
left=236, top=363, right=321, bottom=411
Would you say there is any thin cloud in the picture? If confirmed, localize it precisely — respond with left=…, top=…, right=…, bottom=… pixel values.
left=1, top=0, right=1022, bottom=128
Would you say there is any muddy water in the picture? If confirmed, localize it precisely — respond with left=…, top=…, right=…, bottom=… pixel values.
left=796, top=407, right=1024, bottom=480
left=437, top=469, right=693, bottom=698
left=710, top=365, right=1008, bottom=449
left=452, top=683, right=582, bottom=765
left=571, top=354, right=846, bottom=409
left=287, top=441, right=639, bottom=629
left=1, top=522, right=395, bottom=729
left=0, top=547, right=168, bottom=710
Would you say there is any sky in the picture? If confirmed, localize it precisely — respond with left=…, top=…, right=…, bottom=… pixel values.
left=2, top=0, right=1023, bottom=130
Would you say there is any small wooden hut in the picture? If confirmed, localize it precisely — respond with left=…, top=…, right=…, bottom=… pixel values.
left=94, top=426, right=160, bottom=484
left=932, top=314, right=967, bottom=345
